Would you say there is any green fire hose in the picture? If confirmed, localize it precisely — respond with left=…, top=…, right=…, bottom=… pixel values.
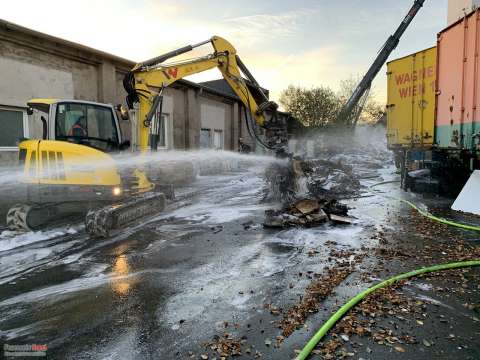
left=295, top=181, right=480, bottom=360
left=369, top=180, right=480, bottom=232
left=295, top=260, right=480, bottom=360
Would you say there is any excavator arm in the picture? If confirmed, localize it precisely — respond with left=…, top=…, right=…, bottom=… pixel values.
left=123, top=36, right=287, bottom=155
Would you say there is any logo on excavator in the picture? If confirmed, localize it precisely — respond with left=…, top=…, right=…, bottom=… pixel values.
left=163, top=68, right=178, bottom=79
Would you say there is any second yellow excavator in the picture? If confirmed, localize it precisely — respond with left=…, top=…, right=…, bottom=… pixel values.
left=7, top=36, right=290, bottom=237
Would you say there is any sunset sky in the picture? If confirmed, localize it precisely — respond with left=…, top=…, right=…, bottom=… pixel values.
left=1, top=0, right=447, bottom=103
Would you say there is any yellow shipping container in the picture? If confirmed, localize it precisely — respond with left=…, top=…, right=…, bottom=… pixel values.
left=386, top=47, right=436, bottom=149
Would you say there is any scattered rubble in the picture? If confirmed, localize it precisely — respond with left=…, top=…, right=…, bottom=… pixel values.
left=300, top=159, right=362, bottom=199
left=263, top=156, right=361, bottom=228
left=264, top=198, right=353, bottom=228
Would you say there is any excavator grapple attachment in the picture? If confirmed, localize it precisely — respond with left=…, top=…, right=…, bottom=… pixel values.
left=85, top=192, right=166, bottom=238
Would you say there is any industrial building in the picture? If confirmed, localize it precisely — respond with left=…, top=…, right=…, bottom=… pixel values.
left=0, top=19, right=255, bottom=166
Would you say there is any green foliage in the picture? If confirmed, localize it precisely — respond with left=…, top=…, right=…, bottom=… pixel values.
left=279, top=85, right=341, bottom=127
left=279, top=77, right=385, bottom=127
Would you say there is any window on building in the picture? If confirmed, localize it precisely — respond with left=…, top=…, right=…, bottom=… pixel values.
left=0, top=107, right=26, bottom=148
left=55, top=102, right=119, bottom=152
left=213, top=129, right=224, bottom=150
left=200, top=128, right=211, bottom=149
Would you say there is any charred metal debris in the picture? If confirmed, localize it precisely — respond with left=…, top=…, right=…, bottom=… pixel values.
left=263, top=159, right=361, bottom=228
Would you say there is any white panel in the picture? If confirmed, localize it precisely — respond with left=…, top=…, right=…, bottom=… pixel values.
left=451, top=170, right=480, bottom=215
left=0, top=57, right=74, bottom=107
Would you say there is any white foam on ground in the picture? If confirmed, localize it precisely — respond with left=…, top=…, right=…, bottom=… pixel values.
left=0, top=226, right=80, bottom=253
left=414, top=294, right=454, bottom=310
left=161, top=243, right=263, bottom=325
left=230, top=293, right=252, bottom=309
left=0, top=262, right=111, bottom=304
left=1, top=319, right=53, bottom=340
left=414, top=282, right=433, bottom=291
left=162, top=201, right=269, bottom=225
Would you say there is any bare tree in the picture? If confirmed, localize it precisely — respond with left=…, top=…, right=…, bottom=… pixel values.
left=337, top=76, right=385, bottom=124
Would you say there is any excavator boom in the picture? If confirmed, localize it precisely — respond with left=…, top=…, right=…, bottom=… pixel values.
left=123, top=36, right=288, bottom=155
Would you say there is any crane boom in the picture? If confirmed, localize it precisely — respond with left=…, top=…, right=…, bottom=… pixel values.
left=339, top=0, right=426, bottom=125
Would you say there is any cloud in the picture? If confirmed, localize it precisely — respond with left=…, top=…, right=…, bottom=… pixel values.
left=219, top=10, right=312, bottom=47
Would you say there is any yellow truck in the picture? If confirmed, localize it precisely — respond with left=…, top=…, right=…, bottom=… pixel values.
left=386, top=47, right=436, bottom=153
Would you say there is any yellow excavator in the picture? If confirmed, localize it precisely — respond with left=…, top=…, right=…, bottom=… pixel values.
left=7, top=36, right=289, bottom=237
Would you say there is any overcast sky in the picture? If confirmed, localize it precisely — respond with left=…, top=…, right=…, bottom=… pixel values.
left=1, top=0, right=447, bottom=102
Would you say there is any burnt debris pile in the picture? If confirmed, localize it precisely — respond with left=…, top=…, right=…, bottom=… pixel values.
left=262, top=126, right=392, bottom=229
left=263, top=161, right=298, bottom=203
left=264, top=197, right=353, bottom=228
left=301, top=159, right=361, bottom=199
left=263, top=158, right=362, bottom=229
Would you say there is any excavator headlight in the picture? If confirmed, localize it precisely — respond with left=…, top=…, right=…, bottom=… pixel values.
left=113, top=187, right=122, bottom=196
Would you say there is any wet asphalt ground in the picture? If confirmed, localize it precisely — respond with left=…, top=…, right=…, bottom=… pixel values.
left=0, top=161, right=479, bottom=360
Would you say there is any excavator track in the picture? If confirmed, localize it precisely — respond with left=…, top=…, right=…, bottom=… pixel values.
left=6, top=202, right=89, bottom=232
left=85, top=192, right=166, bottom=238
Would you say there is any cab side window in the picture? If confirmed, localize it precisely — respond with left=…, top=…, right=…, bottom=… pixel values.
left=56, top=103, right=119, bottom=151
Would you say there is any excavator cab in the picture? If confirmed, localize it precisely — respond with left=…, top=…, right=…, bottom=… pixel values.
left=7, top=99, right=161, bottom=235
left=27, top=99, right=128, bottom=152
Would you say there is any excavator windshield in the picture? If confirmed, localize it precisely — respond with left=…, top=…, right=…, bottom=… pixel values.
left=55, top=102, right=120, bottom=152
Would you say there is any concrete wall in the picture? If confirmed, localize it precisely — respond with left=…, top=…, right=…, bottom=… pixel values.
left=448, top=0, right=480, bottom=25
